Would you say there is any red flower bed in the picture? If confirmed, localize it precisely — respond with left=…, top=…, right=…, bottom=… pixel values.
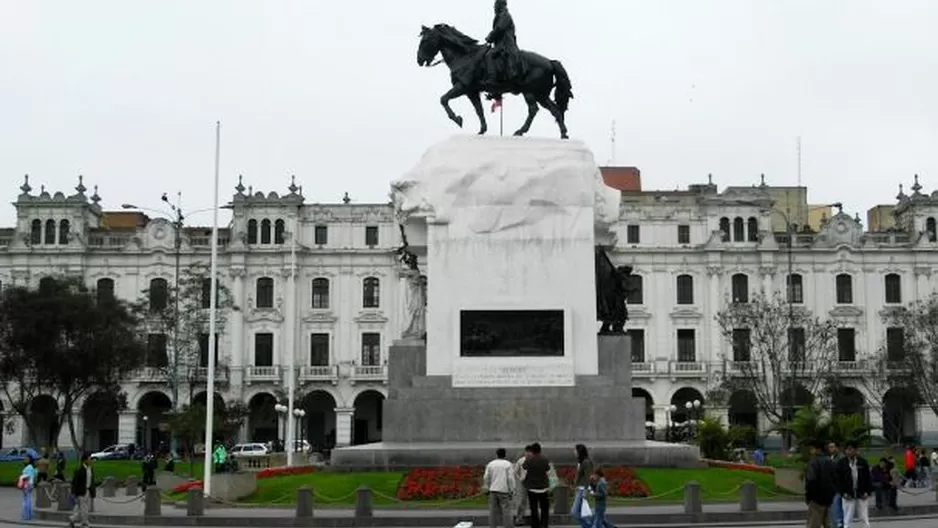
left=704, top=459, right=775, bottom=474
left=171, top=465, right=317, bottom=494
left=396, top=466, right=650, bottom=501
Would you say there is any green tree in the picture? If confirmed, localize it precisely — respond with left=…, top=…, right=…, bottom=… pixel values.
left=778, top=405, right=873, bottom=460
left=0, top=276, right=145, bottom=448
left=132, top=262, right=235, bottom=410
left=878, top=295, right=938, bottom=426
left=714, top=292, right=839, bottom=449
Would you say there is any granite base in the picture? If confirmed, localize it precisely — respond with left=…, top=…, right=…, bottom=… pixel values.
left=330, top=440, right=700, bottom=469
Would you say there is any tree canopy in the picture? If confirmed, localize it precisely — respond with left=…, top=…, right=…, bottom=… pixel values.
left=0, top=276, right=145, bottom=448
left=878, top=294, right=938, bottom=420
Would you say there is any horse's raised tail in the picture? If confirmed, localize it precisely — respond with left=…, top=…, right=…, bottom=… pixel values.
left=550, top=60, right=573, bottom=113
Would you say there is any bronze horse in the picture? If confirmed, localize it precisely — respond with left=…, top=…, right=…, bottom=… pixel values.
left=417, top=24, right=573, bottom=139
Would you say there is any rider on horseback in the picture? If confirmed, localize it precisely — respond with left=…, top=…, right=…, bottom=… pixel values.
left=484, top=0, right=522, bottom=89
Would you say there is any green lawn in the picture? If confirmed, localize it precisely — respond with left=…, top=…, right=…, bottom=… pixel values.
left=0, top=459, right=204, bottom=486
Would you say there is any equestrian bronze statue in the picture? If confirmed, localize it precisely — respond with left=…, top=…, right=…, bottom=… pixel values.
left=416, top=1, right=573, bottom=139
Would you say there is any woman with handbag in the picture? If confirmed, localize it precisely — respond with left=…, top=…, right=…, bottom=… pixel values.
left=570, top=444, right=594, bottom=528
left=19, top=455, right=37, bottom=521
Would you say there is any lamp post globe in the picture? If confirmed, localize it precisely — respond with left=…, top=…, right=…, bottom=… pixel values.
left=684, top=401, right=692, bottom=410
left=693, top=399, right=701, bottom=409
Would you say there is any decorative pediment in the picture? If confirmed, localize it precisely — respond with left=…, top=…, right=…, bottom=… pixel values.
left=814, top=212, right=863, bottom=249
left=245, top=308, right=284, bottom=323
left=307, top=207, right=337, bottom=224
left=303, top=311, right=338, bottom=324
left=627, top=307, right=652, bottom=321
left=670, top=308, right=703, bottom=321
left=829, top=306, right=864, bottom=319
left=354, top=311, right=388, bottom=324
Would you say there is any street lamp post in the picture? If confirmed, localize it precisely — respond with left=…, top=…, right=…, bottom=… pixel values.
left=292, top=408, right=306, bottom=454
left=142, top=415, right=149, bottom=453
left=274, top=403, right=287, bottom=451
left=666, top=404, right=677, bottom=442
left=685, top=399, right=702, bottom=439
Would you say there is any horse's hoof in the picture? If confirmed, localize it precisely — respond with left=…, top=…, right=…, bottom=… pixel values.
left=477, top=129, right=487, bottom=136
left=561, top=133, right=569, bottom=140
left=513, top=130, right=525, bottom=137
left=454, top=116, right=463, bottom=128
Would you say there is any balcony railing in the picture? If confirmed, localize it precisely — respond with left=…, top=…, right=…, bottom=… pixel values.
left=245, top=366, right=281, bottom=382
left=631, top=362, right=655, bottom=377
left=350, top=364, right=387, bottom=383
left=299, top=365, right=339, bottom=383
left=188, top=366, right=230, bottom=382
left=670, top=361, right=707, bottom=376
left=130, top=367, right=165, bottom=383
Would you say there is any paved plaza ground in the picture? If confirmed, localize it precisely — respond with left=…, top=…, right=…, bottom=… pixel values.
left=0, top=485, right=932, bottom=527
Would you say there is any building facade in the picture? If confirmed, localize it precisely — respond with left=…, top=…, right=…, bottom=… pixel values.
left=1, top=172, right=938, bottom=451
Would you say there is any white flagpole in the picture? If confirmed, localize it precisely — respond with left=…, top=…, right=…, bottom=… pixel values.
left=285, top=210, right=298, bottom=466
left=203, top=121, right=221, bottom=497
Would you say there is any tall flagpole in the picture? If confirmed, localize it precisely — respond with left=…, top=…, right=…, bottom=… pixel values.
left=202, top=121, right=221, bottom=496
left=499, top=101, right=504, bottom=137
left=285, top=209, right=298, bottom=466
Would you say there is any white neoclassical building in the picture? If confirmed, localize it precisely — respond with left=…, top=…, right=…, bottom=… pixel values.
left=1, top=171, right=938, bottom=451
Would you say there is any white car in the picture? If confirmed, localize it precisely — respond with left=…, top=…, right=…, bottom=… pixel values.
left=229, top=443, right=269, bottom=458
left=89, top=444, right=132, bottom=460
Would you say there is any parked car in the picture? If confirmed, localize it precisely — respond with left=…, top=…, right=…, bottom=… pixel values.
left=229, top=443, right=269, bottom=458
left=0, top=447, right=39, bottom=462
left=89, top=444, right=135, bottom=460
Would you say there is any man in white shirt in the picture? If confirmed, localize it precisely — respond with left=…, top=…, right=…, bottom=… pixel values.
left=484, top=448, right=517, bottom=528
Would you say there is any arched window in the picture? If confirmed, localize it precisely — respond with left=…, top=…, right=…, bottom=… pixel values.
left=260, top=219, right=272, bottom=244
left=247, top=219, right=258, bottom=244
left=38, top=276, right=56, bottom=293
left=732, top=217, right=745, bottom=242
left=884, top=273, right=902, bottom=304
left=96, top=278, right=115, bottom=303
left=274, top=219, right=286, bottom=244
left=676, top=274, right=694, bottom=305
left=58, top=219, right=70, bottom=245
left=362, top=277, right=380, bottom=308
left=835, top=274, right=853, bottom=304
left=256, top=277, right=275, bottom=308
left=311, top=278, right=330, bottom=309
left=626, top=275, right=643, bottom=305
left=29, top=219, right=41, bottom=245
left=44, top=219, right=56, bottom=244
left=149, top=278, right=168, bottom=312
left=719, top=217, right=730, bottom=241
left=927, top=217, right=937, bottom=243
left=746, top=217, right=758, bottom=242
left=731, top=273, right=749, bottom=303
left=787, top=274, right=803, bottom=304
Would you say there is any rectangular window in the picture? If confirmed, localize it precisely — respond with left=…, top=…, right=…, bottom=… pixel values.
left=789, top=327, right=806, bottom=362
left=886, top=327, right=904, bottom=362
left=254, top=333, right=274, bottom=367
left=630, top=330, right=645, bottom=364
left=626, top=225, right=640, bottom=244
left=836, top=274, right=853, bottom=304
left=732, top=329, right=751, bottom=362
left=198, top=333, right=220, bottom=368
left=837, top=328, right=856, bottom=362
left=310, top=333, right=330, bottom=366
left=146, top=334, right=168, bottom=367
left=626, top=276, right=643, bottom=305
left=787, top=274, right=804, bottom=304
left=314, top=225, right=328, bottom=245
left=676, top=275, right=694, bottom=305
left=361, top=333, right=381, bottom=366
left=677, top=225, right=690, bottom=244
left=884, top=274, right=902, bottom=304
left=365, top=226, right=379, bottom=247
left=677, top=329, right=696, bottom=362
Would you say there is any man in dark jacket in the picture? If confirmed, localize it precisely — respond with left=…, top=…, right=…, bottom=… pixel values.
left=521, top=443, right=552, bottom=528
left=835, top=441, right=873, bottom=528
left=805, top=440, right=837, bottom=528
left=69, top=453, right=96, bottom=528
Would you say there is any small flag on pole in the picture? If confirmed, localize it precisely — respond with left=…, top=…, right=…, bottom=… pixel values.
left=490, top=98, right=502, bottom=113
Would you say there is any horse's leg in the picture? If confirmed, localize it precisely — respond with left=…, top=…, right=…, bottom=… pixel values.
left=536, top=95, right=568, bottom=139
left=513, top=92, right=538, bottom=136
left=466, top=91, right=487, bottom=135
left=440, top=86, right=466, bottom=128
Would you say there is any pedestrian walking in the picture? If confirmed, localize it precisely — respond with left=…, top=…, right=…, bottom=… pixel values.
left=835, top=441, right=872, bottom=528
left=805, top=440, right=836, bottom=528
left=521, top=443, right=551, bottom=528
left=512, top=445, right=531, bottom=525
left=570, top=444, right=594, bottom=528
left=483, top=448, right=516, bottom=528
left=69, top=452, right=96, bottom=528
left=19, top=455, right=36, bottom=521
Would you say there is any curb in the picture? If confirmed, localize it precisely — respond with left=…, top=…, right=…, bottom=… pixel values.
left=33, top=503, right=938, bottom=527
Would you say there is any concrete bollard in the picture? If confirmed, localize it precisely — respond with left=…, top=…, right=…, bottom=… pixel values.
left=144, top=487, right=162, bottom=517
left=35, top=482, right=52, bottom=508
left=186, top=488, right=204, bottom=517
left=683, top=481, right=702, bottom=514
left=125, top=475, right=140, bottom=496
left=56, top=482, right=71, bottom=511
left=355, top=486, right=373, bottom=520
left=89, top=497, right=95, bottom=513
left=102, top=476, right=117, bottom=497
left=296, top=487, right=314, bottom=518
left=553, top=485, right=570, bottom=515
left=739, top=481, right=757, bottom=512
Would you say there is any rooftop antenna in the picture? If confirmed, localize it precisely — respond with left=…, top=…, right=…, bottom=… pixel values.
left=609, top=120, right=617, bottom=165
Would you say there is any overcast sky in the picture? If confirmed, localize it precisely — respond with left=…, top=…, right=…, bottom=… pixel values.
left=2, top=0, right=937, bottom=227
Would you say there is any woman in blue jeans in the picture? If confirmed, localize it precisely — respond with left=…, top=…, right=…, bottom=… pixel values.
left=570, top=444, right=594, bottom=528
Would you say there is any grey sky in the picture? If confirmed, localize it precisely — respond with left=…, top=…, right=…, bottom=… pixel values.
left=2, top=0, right=937, bottom=226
